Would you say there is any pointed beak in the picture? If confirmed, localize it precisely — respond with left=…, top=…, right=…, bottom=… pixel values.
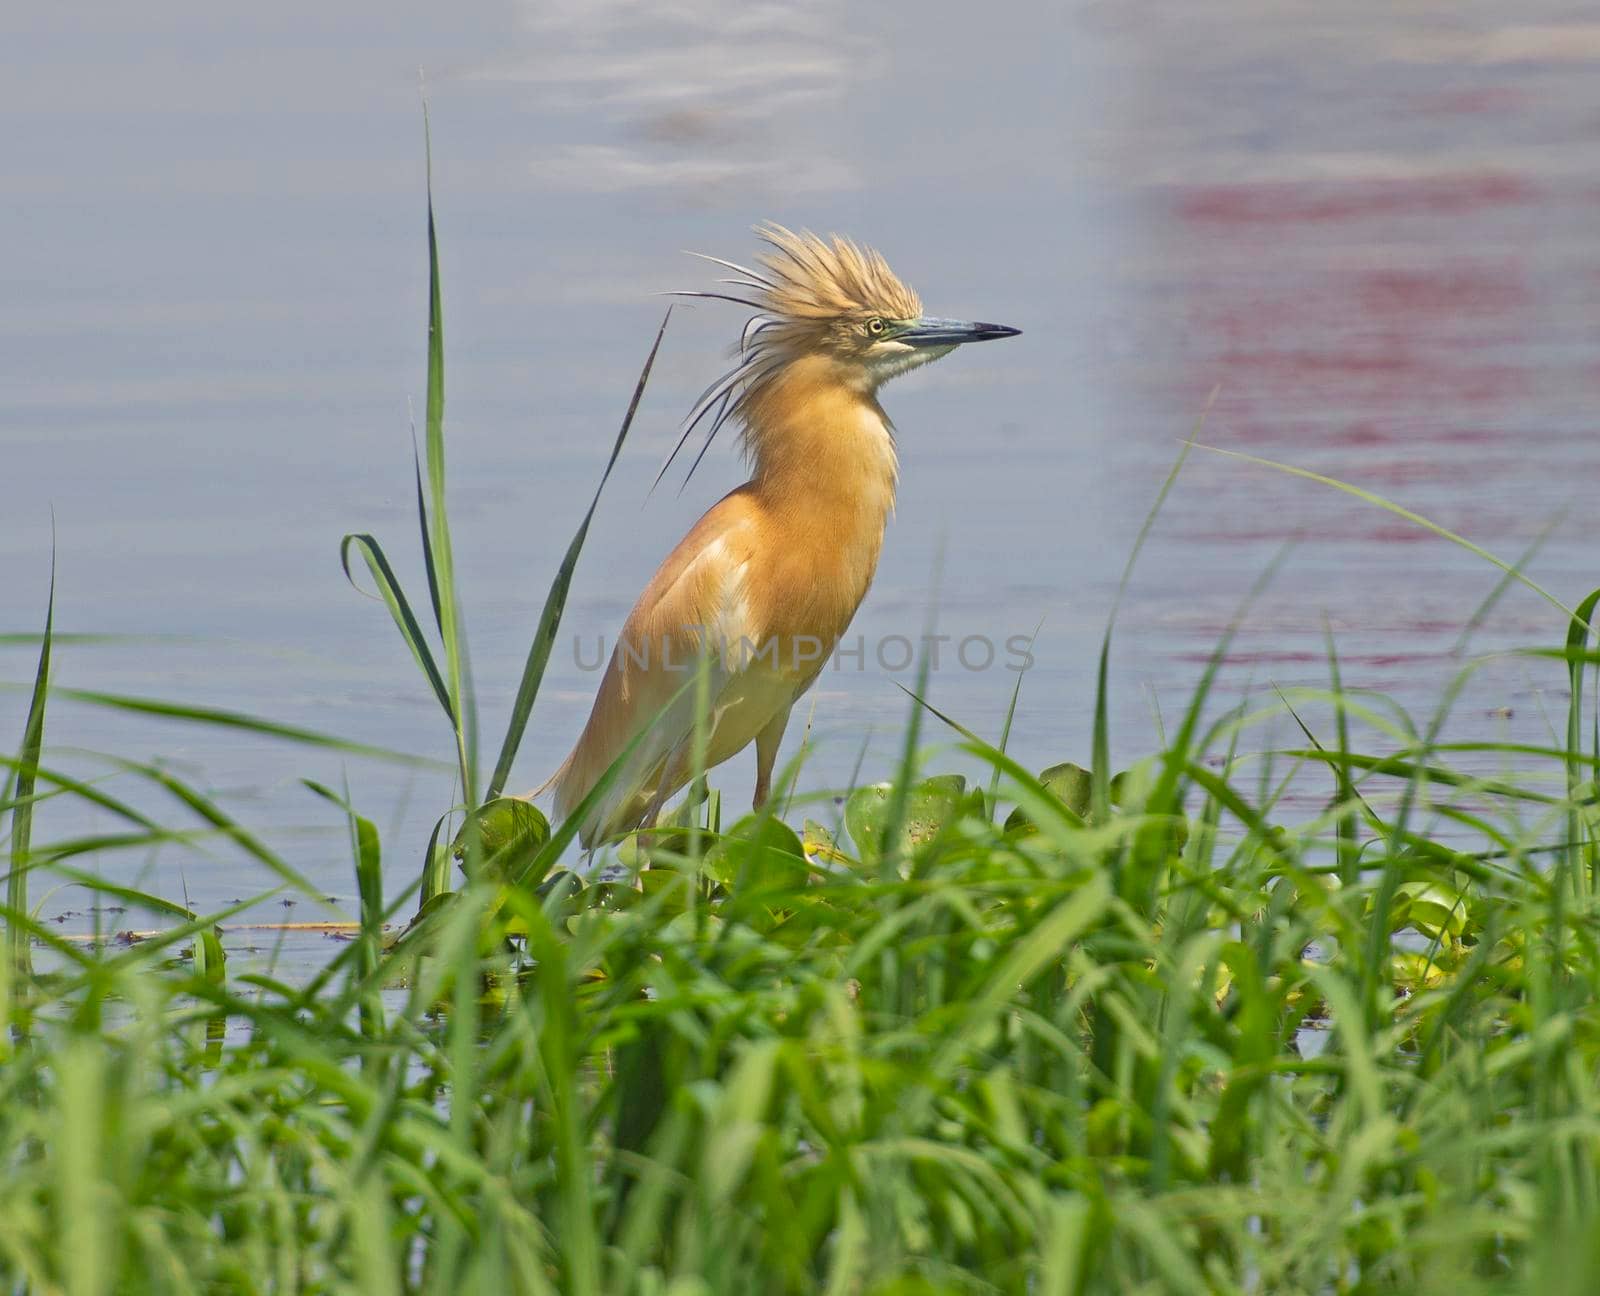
left=898, top=317, right=1021, bottom=348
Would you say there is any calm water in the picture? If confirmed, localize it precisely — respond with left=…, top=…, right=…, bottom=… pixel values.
left=5, top=2, right=1599, bottom=936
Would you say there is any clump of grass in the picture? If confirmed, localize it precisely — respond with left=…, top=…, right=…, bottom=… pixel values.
left=8, top=126, right=1600, bottom=1296
left=8, top=623, right=1600, bottom=1292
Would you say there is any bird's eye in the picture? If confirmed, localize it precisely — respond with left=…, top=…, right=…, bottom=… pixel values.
left=867, top=317, right=885, bottom=336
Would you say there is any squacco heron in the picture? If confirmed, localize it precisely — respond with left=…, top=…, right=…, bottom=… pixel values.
left=547, top=224, right=1019, bottom=846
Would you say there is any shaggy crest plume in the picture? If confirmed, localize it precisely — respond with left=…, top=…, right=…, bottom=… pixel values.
left=655, top=223, right=922, bottom=492
left=746, top=223, right=921, bottom=324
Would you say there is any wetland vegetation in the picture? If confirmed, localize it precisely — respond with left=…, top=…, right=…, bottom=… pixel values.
left=6, top=154, right=1600, bottom=1296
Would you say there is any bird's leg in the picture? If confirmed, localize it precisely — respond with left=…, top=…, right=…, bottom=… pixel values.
left=752, top=708, right=793, bottom=812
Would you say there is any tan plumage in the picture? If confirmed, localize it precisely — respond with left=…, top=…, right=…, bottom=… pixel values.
left=546, top=224, right=1018, bottom=847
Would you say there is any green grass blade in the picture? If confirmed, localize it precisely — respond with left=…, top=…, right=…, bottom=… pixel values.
left=413, top=434, right=444, bottom=638
left=1321, top=621, right=1362, bottom=888
left=0, top=632, right=153, bottom=646
left=303, top=779, right=385, bottom=1042
left=1280, top=747, right=1558, bottom=805
left=55, top=1037, right=111, bottom=1296
left=485, top=307, right=672, bottom=799
left=45, top=864, right=225, bottom=924
left=10, top=684, right=445, bottom=768
left=1451, top=513, right=1562, bottom=658
left=8, top=560, right=52, bottom=980
left=0, top=755, right=159, bottom=831
left=340, top=532, right=452, bottom=719
left=418, top=809, right=454, bottom=911
left=419, top=102, right=475, bottom=808
left=1564, top=588, right=1600, bottom=893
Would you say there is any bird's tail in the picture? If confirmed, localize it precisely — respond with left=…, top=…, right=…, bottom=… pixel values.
left=529, top=747, right=610, bottom=850
left=525, top=751, right=572, bottom=805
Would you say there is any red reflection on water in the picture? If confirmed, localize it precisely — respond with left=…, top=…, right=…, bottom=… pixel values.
left=1179, top=173, right=1534, bottom=226
left=1408, top=88, right=1528, bottom=117
left=1189, top=257, right=1532, bottom=420
left=1172, top=650, right=1455, bottom=668
left=1219, top=417, right=1508, bottom=448
left=1207, top=348, right=1526, bottom=408
left=1354, top=267, right=1527, bottom=318
left=1122, top=75, right=1597, bottom=744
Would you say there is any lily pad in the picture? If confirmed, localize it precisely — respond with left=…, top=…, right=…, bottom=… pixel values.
left=1384, top=879, right=1468, bottom=941
left=452, top=797, right=550, bottom=882
left=1005, top=761, right=1092, bottom=832
left=638, top=867, right=692, bottom=916
left=704, top=815, right=810, bottom=892
left=846, top=774, right=973, bottom=867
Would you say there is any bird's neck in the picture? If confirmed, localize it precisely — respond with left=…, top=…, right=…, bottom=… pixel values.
left=741, top=355, right=898, bottom=534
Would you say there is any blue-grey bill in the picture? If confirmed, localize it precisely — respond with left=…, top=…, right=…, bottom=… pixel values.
left=899, top=317, right=1022, bottom=347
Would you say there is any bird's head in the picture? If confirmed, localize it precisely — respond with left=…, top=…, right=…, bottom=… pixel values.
left=691, top=223, right=1019, bottom=392
left=659, top=224, right=1019, bottom=489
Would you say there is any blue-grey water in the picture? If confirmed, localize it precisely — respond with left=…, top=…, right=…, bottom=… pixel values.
left=5, top=2, right=1600, bottom=949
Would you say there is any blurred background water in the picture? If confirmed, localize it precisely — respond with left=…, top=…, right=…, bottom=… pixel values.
left=4, top=1, right=1598, bottom=933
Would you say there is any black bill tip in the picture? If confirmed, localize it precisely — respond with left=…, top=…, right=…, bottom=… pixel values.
left=969, top=321, right=1021, bottom=341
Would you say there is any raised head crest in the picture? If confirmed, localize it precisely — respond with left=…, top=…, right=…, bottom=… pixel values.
left=748, top=224, right=922, bottom=325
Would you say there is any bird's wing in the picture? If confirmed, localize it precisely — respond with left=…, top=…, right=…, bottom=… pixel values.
left=550, top=485, right=770, bottom=844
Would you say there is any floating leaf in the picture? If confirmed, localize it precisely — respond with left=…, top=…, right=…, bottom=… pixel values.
left=1391, top=950, right=1450, bottom=992
left=453, top=797, right=551, bottom=882
left=1005, top=762, right=1092, bottom=832
left=638, top=868, right=691, bottom=917
left=1110, top=760, right=1157, bottom=809
left=846, top=774, right=972, bottom=867
left=1384, top=880, right=1468, bottom=941
left=704, top=815, right=809, bottom=893
left=801, top=819, right=852, bottom=869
